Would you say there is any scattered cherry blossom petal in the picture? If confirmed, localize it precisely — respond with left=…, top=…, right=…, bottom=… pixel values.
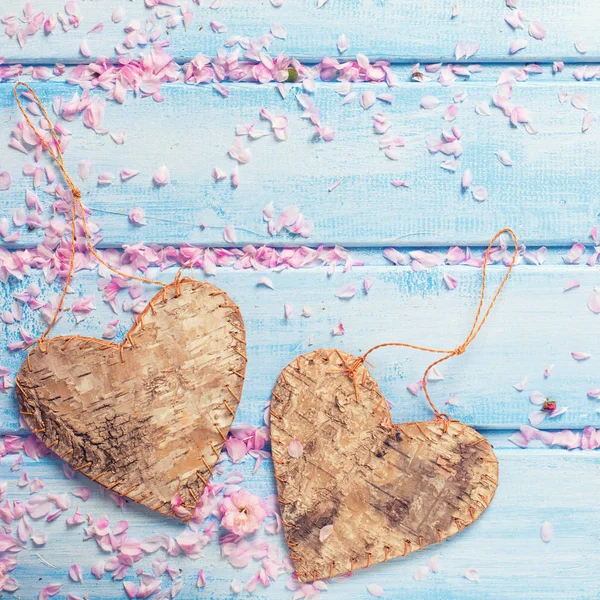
left=257, top=276, right=274, bottom=289
left=563, top=279, right=580, bottom=291
left=572, top=351, right=591, bottom=361
left=421, top=96, right=440, bottom=110
left=509, top=39, right=528, bottom=54
left=337, top=33, right=349, bottom=53
left=332, top=322, right=345, bottom=336
left=588, top=288, right=600, bottom=313
left=464, top=568, right=480, bottom=582
left=319, top=524, right=333, bottom=542
left=496, top=150, right=513, bottom=166
left=472, top=186, right=488, bottom=202
left=367, top=583, right=385, bottom=596
left=0, top=172, right=11, bottom=191
left=336, top=285, right=357, bottom=299
left=572, top=93, right=588, bottom=110
left=540, top=521, right=553, bottom=542
left=153, top=165, right=169, bottom=186
left=528, top=21, right=547, bottom=40
left=287, top=439, right=303, bottom=458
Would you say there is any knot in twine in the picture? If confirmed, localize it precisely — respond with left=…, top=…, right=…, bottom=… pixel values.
left=14, top=82, right=168, bottom=347
left=343, top=228, right=519, bottom=419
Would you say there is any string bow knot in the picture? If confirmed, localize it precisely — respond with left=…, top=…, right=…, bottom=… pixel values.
left=344, top=228, right=519, bottom=419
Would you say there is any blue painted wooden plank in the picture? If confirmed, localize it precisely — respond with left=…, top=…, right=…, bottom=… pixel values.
left=2, top=0, right=600, bottom=64
left=1, top=435, right=599, bottom=599
left=1, top=78, right=599, bottom=248
left=1, top=263, right=598, bottom=432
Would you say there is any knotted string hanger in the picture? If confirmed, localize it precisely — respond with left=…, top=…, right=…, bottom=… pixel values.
left=347, top=228, right=519, bottom=420
left=13, top=82, right=167, bottom=345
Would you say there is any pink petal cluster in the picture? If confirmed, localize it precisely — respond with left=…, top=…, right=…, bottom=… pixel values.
left=509, top=425, right=600, bottom=450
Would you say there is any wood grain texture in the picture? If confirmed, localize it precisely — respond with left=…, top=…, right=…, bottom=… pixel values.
left=271, top=349, right=498, bottom=582
left=1, top=263, right=598, bottom=433
left=1, top=438, right=599, bottom=599
left=2, top=77, right=599, bottom=248
left=15, top=278, right=246, bottom=520
left=2, top=0, right=600, bottom=64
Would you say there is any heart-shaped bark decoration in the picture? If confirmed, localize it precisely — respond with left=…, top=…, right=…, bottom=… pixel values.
left=15, top=278, right=246, bottom=521
left=271, top=349, right=498, bottom=582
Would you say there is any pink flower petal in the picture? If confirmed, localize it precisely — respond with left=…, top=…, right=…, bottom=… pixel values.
left=69, top=563, right=83, bottom=583
left=213, top=167, right=227, bottom=181
left=588, top=287, right=600, bottom=313
left=120, top=169, right=139, bottom=181
left=153, top=165, right=169, bottom=186
left=528, top=21, right=547, bottom=40
left=360, top=91, right=376, bottom=110
left=572, top=93, right=588, bottom=110
left=540, top=521, right=553, bottom=542
left=563, top=279, right=580, bottom=291
left=97, top=172, right=115, bottom=185
left=509, top=39, right=528, bottom=54
left=257, top=276, right=274, bottom=289
left=443, top=104, right=459, bottom=121
left=472, top=186, right=488, bottom=201
left=336, top=284, right=357, bottom=299
left=337, top=33, right=349, bottom=53
left=0, top=172, right=12, bottom=191
left=287, top=439, right=303, bottom=458
left=420, top=95, right=440, bottom=110
left=464, top=568, right=480, bottom=582
left=528, top=410, right=547, bottom=426
left=496, top=150, right=513, bottom=166
left=367, top=583, right=385, bottom=596
left=582, top=112, right=594, bottom=133
left=80, top=39, right=91, bottom=58
left=319, top=524, right=333, bottom=542
left=572, top=351, right=591, bottom=361
left=332, top=322, right=345, bottom=336
left=128, top=207, right=146, bottom=226
left=223, top=225, right=237, bottom=244
left=563, top=243, right=586, bottom=264
left=513, top=376, right=527, bottom=391
left=544, top=365, right=554, bottom=378
left=413, top=565, right=430, bottom=581
left=529, top=391, right=545, bottom=405
left=443, top=273, right=459, bottom=290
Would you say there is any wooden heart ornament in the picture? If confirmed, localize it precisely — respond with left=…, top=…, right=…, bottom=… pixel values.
left=15, top=278, right=246, bottom=521
left=270, top=349, right=498, bottom=582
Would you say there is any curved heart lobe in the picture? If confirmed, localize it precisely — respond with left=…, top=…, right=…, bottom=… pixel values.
left=16, top=279, right=246, bottom=521
left=271, top=349, right=498, bottom=582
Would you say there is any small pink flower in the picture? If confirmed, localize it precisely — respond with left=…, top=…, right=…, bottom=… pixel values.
left=219, top=490, right=266, bottom=536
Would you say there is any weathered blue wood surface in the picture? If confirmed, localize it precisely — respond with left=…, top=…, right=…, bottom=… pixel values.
left=0, top=265, right=599, bottom=433
left=1, top=78, right=599, bottom=248
left=2, top=0, right=600, bottom=64
left=6, top=439, right=600, bottom=600
left=1, top=1, right=600, bottom=599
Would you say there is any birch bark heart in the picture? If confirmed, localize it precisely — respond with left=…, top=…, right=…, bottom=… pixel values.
left=271, top=349, right=498, bottom=582
left=15, top=279, right=246, bottom=521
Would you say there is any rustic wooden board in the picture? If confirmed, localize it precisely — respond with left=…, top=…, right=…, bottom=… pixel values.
left=1, top=77, right=599, bottom=248
left=15, top=278, right=246, bottom=520
left=271, top=349, right=498, bottom=582
left=1, top=263, right=598, bottom=433
left=1, top=2, right=599, bottom=598
left=2, top=0, right=600, bottom=64
left=0, top=436, right=598, bottom=600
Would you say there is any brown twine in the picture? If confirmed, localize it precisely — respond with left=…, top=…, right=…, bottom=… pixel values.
left=13, top=82, right=167, bottom=345
left=346, top=228, right=519, bottom=419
